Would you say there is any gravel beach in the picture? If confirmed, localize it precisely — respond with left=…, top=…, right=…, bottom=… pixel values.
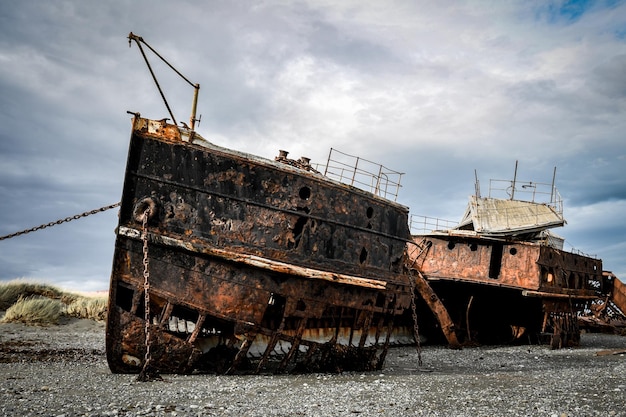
left=1, top=317, right=625, bottom=417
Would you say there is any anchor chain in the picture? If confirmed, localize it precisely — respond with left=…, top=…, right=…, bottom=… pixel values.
left=406, top=239, right=431, bottom=367
left=137, top=206, right=161, bottom=382
left=408, top=271, right=423, bottom=367
left=0, top=203, right=121, bottom=241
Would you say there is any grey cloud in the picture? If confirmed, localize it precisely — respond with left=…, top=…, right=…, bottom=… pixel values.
left=591, top=54, right=626, bottom=98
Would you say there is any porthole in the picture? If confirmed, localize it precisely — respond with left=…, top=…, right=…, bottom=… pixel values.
left=509, top=248, right=517, bottom=255
left=447, top=242, right=456, bottom=250
left=366, top=207, right=374, bottom=218
left=299, top=186, right=311, bottom=200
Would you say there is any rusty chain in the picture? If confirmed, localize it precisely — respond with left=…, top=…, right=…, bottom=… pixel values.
left=137, top=206, right=161, bottom=382
left=406, top=240, right=429, bottom=367
left=408, top=268, right=423, bottom=367
left=0, top=203, right=121, bottom=241
left=141, top=208, right=152, bottom=370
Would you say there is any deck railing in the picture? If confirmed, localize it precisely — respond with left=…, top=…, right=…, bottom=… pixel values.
left=409, top=214, right=458, bottom=235
left=487, top=179, right=563, bottom=217
left=316, top=148, right=403, bottom=201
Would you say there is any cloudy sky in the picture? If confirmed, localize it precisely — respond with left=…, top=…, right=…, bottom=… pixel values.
left=0, top=0, right=624, bottom=292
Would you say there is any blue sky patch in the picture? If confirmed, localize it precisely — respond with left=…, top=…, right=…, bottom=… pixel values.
left=536, top=0, right=624, bottom=24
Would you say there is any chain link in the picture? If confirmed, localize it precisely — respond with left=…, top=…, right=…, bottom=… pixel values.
left=0, top=203, right=121, bottom=241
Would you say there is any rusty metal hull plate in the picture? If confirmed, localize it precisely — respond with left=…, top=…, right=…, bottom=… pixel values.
left=410, top=235, right=607, bottom=346
left=414, top=235, right=602, bottom=296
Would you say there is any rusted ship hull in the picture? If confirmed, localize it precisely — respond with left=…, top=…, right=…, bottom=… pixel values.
left=410, top=234, right=605, bottom=347
left=106, top=116, right=412, bottom=374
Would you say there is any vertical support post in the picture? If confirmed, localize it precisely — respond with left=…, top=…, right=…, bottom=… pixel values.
left=324, top=148, right=333, bottom=177
left=351, top=157, right=360, bottom=187
left=190, top=83, right=200, bottom=130
left=474, top=169, right=481, bottom=198
left=551, top=166, right=557, bottom=205
left=511, top=160, right=518, bottom=200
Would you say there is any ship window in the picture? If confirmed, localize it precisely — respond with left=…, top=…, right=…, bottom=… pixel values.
left=296, top=299, right=306, bottom=311
left=167, top=304, right=200, bottom=335
left=366, top=207, right=374, bottom=218
left=447, top=242, right=456, bottom=250
left=261, top=293, right=286, bottom=331
left=470, top=243, right=478, bottom=251
left=291, top=216, right=308, bottom=249
left=488, top=243, right=503, bottom=279
left=115, top=283, right=134, bottom=312
left=359, top=247, right=368, bottom=264
left=509, top=248, right=517, bottom=255
left=375, top=293, right=386, bottom=308
left=299, top=186, right=311, bottom=200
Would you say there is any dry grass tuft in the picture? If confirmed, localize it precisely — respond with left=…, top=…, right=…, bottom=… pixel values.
left=64, top=296, right=108, bottom=321
left=0, top=281, right=63, bottom=310
left=1, top=296, right=63, bottom=325
left=0, top=280, right=108, bottom=325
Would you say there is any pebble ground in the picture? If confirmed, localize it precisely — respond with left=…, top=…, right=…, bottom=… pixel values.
left=1, top=318, right=625, bottom=416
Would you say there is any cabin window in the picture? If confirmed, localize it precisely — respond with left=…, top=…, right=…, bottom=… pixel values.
left=488, top=243, right=503, bottom=279
left=447, top=242, right=456, bottom=250
left=509, top=247, right=517, bottom=255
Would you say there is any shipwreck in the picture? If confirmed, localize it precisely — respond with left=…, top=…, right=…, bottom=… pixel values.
left=105, top=34, right=625, bottom=377
left=408, top=164, right=626, bottom=348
